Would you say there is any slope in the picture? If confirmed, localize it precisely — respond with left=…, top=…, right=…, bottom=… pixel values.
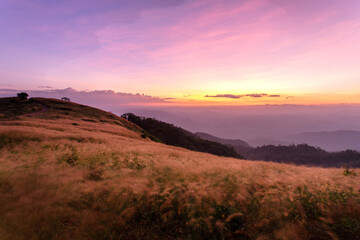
left=0, top=97, right=141, bottom=132
left=195, top=132, right=251, bottom=148
left=121, top=113, right=241, bottom=158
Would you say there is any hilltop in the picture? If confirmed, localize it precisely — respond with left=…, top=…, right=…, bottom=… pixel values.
left=0, top=97, right=140, bottom=131
left=0, top=97, right=359, bottom=239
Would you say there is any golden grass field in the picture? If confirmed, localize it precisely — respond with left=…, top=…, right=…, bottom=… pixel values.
left=0, top=98, right=359, bottom=239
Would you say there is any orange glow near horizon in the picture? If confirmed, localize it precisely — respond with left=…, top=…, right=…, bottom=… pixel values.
left=123, top=92, right=360, bottom=107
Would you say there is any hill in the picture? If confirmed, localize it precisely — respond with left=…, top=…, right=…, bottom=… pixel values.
left=121, top=113, right=241, bottom=158
left=0, top=97, right=359, bottom=239
left=195, top=132, right=360, bottom=167
left=245, top=130, right=360, bottom=152
left=290, top=130, right=360, bottom=152
left=0, top=97, right=141, bottom=132
left=195, top=132, right=251, bottom=148
left=245, top=144, right=360, bottom=168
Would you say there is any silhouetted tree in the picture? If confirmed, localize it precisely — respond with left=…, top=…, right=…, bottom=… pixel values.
left=61, top=97, right=71, bottom=101
left=17, top=92, right=28, bottom=100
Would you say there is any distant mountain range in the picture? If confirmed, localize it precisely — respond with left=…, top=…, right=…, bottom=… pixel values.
left=197, top=129, right=360, bottom=153
left=248, top=130, right=360, bottom=152
left=122, top=113, right=360, bottom=168
left=123, top=107, right=360, bottom=152
left=194, top=132, right=360, bottom=168
left=290, top=130, right=360, bottom=152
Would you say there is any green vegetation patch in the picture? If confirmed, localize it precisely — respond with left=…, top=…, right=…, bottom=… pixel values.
left=343, top=167, right=357, bottom=176
left=86, top=168, right=104, bottom=181
left=60, top=148, right=80, bottom=166
left=122, top=154, right=147, bottom=170
left=0, top=97, right=43, bottom=119
left=0, top=131, right=41, bottom=149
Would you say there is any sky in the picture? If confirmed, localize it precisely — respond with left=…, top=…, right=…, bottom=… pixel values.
left=1, top=0, right=360, bottom=105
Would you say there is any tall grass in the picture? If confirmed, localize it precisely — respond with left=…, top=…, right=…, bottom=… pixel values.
left=0, top=118, right=359, bottom=239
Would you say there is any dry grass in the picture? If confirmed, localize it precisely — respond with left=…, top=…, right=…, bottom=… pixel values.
left=0, top=116, right=359, bottom=239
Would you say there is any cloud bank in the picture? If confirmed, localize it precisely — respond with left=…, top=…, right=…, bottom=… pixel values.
left=0, top=88, right=172, bottom=106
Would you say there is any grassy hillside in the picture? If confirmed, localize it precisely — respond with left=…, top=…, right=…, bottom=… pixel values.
left=121, top=113, right=241, bottom=158
left=0, top=98, right=359, bottom=239
left=0, top=97, right=141, bottom=131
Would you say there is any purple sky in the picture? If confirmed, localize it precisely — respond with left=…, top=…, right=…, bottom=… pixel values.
left=1, top=0, right=360, bottom=105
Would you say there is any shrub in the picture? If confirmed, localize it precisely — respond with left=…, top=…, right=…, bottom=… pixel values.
left=86, top=169, right=104, bottom=181
left=123, top=156, right=146, bottom=170
left=332, top=217, right=360, bottom=240
left=61, top=149, right=79, bottom=166
left=0, top=132, right=41, bottom=149
left=343, top=167, right=356, bottom=176
left=17, top=92, right=28, bottom=100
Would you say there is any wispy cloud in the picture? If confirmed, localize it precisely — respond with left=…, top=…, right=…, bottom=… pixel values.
left=205, top=94, right=243, bottom=99
left=245, top=93, right=268, bottom=98
left=205, top=93, right=281, bottom=99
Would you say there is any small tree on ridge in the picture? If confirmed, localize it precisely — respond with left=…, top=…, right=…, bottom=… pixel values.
left=17, top=92, right=28, bottom=100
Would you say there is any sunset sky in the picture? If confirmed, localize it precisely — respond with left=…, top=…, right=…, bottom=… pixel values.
left=1, top=0, right=360, bottom=105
